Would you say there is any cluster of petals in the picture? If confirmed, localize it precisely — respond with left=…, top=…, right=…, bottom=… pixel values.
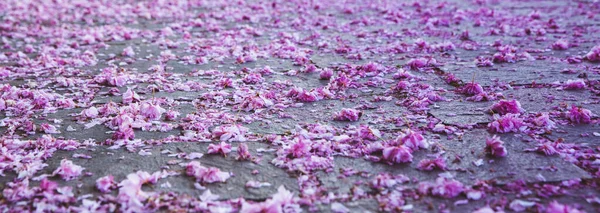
left=395, top=129, right=428, bottom=151
left=237, top=143, right=252, bottom=160
left=357, top=125, right=382, bottom=141
left=566, top=105, right=593, bottom=124
left=488, top=113, right=525, bottom=133
left=382, top=145, right=413, bottom=164
left=207, top=142, right=232, bottom=156
left=52, top=159, right=84, bottom=181
left=287, top=87, right=323, bottom=102
left=545, top=200, right=585, bottom=213
left=240, top=186, right=301, bottom=213
left=212, top=124, right=249, bottom=142
left=333, top=108, right=362, bottom=121
left=185, top=161, right=231, bottom=184
left=584, top=45, right=600, bottom=62
left=561, top=79, right=586, bottom=90
left=551, top=40, right=569, bottom=50
left=417, top=156, right=447, bottom=171
left=485, top=135, right=508, bottom=157
left=532, top=113, right=556, bottom=131
left=490, top=99, right=524, bottom=115
left=419, top=177, right=464, bottom=199
left=96, top=175, right=115, bottom=193
left=458, top=82, right=484, bottom=96
left=140, top=102, right=165, bottom=120
left=236, top=92, right=274, bottom=112
left=407, top=57, right=436, bottom=70
left=122, top=88, right=141, bottom=104
left=117, top=171, right=166, bottom=212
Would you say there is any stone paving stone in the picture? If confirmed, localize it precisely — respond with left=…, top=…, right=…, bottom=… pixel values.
left=315, top=130, right=589, bottom=190
left=430, top=97, right=490, bottom=126
left=18, top=142, right=298, bottom=201
left=438, top=129, right=590, bottom=184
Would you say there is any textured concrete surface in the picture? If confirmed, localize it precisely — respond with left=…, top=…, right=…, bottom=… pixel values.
left=1, top=0, right=600, bottom=212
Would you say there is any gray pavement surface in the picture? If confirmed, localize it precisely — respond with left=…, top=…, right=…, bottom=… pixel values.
left=1, top=0, right=600, bottom=212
